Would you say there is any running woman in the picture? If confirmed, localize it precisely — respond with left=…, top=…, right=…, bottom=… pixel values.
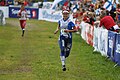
left=54, top=10, right=77, bottom=71
left=17, top=3, right=28, bottom=37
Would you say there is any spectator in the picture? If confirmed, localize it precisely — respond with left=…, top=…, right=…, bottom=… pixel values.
left=0, top=0, right=5, bottom=6
left=109, top=4, right=117, bottom=21
left=87, top=12, right=96, bottom=25
left=82, top=11, right=90, bottom=23
left=116, top=4, right=120, bottom=27
left=7, top=0, right=14, bottom=5
left=99, top=10, right=120, bottom=32
left=14, top=0, right=18, bottom=6
left=18, top=0, right=22, bottom=5
left=39, top=1, right=43, bottom=8
left=23, top=0, right=29, bottom=6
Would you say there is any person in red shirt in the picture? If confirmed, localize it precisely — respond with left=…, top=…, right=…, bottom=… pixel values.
left=23, top=0, right=29, bottom=6
left=100, top=16, right=115, bottom=30
left=0, top=0, right=5, bottom=6
left=99, top=10, right=119, bottom=32
left=82, top=12, right=90, bottom=23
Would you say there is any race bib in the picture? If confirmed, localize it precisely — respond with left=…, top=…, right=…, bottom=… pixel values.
left=61, top=29, right=68, bottom=37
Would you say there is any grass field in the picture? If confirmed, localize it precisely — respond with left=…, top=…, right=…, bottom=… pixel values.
left=0, top=18, right=120, bottom=80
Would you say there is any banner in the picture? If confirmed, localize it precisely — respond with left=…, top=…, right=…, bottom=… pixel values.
left=114, top=34, right=120, bottom=65
left=42, top=2, right=53, bottom=9
left=38, top=9, right=62, bottom=22
left=98, top=27, right=108, bottom=56
left=9, top=7, right=39, bottom=19
left=80, top=21, right=120, bottom=65
left=93, top=26, right=100, bottom=52
left=0, top=6, right=9, bottom=18
left=107, top=31, right=117, bottom=60
left=85, top=23, right=94, bottom=46
left=0, top=10, right=5, bottom=25
left=80, top=21, right=87, bottom=41
left=80, top=22, right=94, bottom=46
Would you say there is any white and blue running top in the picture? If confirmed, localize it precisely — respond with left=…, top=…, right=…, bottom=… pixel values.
left=58, top=17, right=75, bottom=38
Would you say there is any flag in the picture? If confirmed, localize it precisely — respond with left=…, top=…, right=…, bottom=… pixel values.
left=50, top=0, right=63, bottom=9
left=103, top=0, right=114, bottom=11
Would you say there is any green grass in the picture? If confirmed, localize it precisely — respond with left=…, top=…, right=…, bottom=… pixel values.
left=0, top=18, right=120, bottom=80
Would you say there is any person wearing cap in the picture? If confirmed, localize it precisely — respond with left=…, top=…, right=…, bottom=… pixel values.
left=54, top=10, right=77, bottom=71
left=17, top=3, right=28, bottom=37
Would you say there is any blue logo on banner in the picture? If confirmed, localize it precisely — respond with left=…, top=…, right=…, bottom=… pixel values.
left=42, top=10, right=62, bottom=20
left=9, top=7, right=38, bottom=19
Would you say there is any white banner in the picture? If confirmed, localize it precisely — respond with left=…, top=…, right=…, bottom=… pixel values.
left=80, top=21, right=87, bottom=41
left=38, top=9, right=62, bottom=22
left=80, top=21, right=108, bottom=56
left=93, top=26, right=100, bottom=52
left=80, top=22, right=94, bottom=46
left=42, top=2, right=53, bottom=9
left=98, top=27, right=108, bottom=56
left=0, top=6, right=9, bottom=18
left=50, top=0, right=62, bottom=9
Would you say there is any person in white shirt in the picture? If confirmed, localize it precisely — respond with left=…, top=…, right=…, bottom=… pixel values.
left=17, top=3, right=28, bottom=37
left=54, top=10, right=77, bottom=71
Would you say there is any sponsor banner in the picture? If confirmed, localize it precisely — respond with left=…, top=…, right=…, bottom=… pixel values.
left=114, top=34, right=120, bottom=65
left=85, top=23, right=94, bottom=46
left=0, top=6, right=9, bottom=18
left=93, top=26, right=100, bottom=52
left=80, top=22, right=94, bottom=46
left=107, top=31, right=117, bottom=60
left=80, top=23, right=108, bottom=56
left=98, top=27, right=108, bottom=56
left=42, top=2, right=53, bottom=9
left=80, top=21, right=87, bottom=40
left=9, top=7, right=39, bottom=19
left=0, top=10, right=6, bottom=25
left=38, top=9, right=62, bottom=22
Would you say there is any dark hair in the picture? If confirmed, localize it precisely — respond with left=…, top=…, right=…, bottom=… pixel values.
left=100, top=10, right=107, bottom=18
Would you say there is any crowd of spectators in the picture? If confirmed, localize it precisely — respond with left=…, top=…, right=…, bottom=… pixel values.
left=0, top=0, right=37, bottom=6
left=60, top=0, right=120, bottom=32
left=0, top=0, right=120, bottom=29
